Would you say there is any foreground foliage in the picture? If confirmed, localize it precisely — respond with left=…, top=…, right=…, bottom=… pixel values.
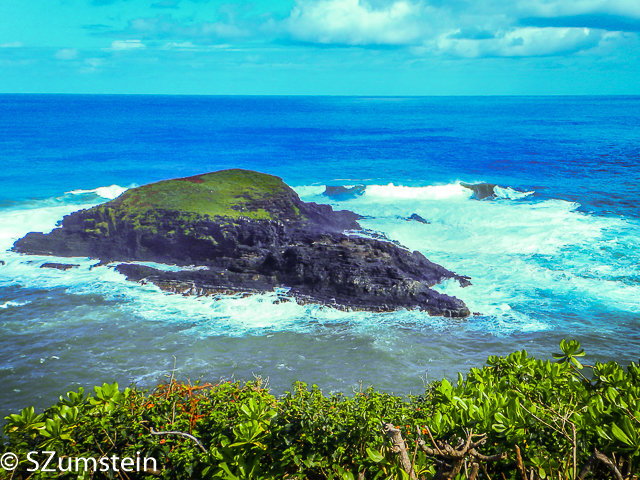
left=2, top=340, right=640, bottom=479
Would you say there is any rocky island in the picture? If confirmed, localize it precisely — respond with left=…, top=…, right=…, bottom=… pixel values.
left=13, top=169, right=471, bottom=317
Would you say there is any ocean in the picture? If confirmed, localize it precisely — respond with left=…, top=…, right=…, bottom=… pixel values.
left=1, top=95, right=639, bottom=422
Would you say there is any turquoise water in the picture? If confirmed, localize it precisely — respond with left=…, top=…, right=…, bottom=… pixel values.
left=1, top=95, right=639, bottom=421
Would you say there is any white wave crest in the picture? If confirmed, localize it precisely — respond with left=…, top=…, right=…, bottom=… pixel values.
left=365, top=183, right=470, bottom=200
left=0, top=300, right=31, bottom=309
left=119, top=261, right=209, bottom=272
left=494, top=186, right=534, bottom=200
left=67, top=184, right=130, bottom=200
left=292, top=185, right=326, bottom=197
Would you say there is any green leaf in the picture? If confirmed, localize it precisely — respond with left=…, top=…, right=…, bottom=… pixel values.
left=622, top=417, right=638, bottom=444
left=612, top=423, right=633, bottom=446
left=571, top=356, right=584, bottom=369
left=492, top=423, right=507, bottom=433
left=494, top=412, right=509, bottom=425
left=366, top=447, right=385, bottom=463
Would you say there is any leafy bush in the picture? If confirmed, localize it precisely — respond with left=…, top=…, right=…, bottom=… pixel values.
left=2, top=340, right=639, bottom=479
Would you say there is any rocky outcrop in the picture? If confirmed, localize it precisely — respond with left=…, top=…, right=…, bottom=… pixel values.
left=13, top=169, right=471, bottom=317
left=460, top=182, right=497, bottom=200
left=40, top=263, right=80, bottom=271
left=323, top=185, right=366, bottom=200
left=407, top=213, right=429, bottom=224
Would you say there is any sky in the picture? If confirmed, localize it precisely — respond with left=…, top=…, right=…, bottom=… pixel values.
left=0, top=0, right=639, bottom=95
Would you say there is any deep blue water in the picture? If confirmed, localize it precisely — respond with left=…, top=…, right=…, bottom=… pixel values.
left=3, top=95, right=639, bottom=217
left=1, top=95, right=639, bottom=421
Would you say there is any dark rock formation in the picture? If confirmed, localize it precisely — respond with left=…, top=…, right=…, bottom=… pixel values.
left=40, top=263, right=80, bottom=271
left=460, top=182, right=497, bottom=200
left=407, top=213, right=429, bottom=224
left=14, top=169, right=471, bottom=317
left=324, top=185, right=366, bottom=200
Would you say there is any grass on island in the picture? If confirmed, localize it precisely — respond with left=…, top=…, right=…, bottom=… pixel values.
left=108, top=169, right=301, bottom=221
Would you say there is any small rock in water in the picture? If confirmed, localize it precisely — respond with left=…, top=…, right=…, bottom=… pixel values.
left=407, top=213, right=429, bottom=224
left=40, top=263, right=80, bottom=271
left=323, top=185, right=366, bottom=200
left=460, top=182, right=497, bottom=200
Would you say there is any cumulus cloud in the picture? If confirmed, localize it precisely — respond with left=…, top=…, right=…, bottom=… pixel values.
left=84, top=0, right=638, bottom=59
left=272, top=0, right=638, bottom=56
left=435, top=26, right=606, bottom=57
left=519, top=13, right=640, bottom=32
left=108, top=39, right=146, bottom=50
left=55, top=48, right=80, bottom=60
left=0, top=41, right=23, bottom=48
left=284, top=0, right=424, bottom=45
left=512, top=0, right=640, bottom=19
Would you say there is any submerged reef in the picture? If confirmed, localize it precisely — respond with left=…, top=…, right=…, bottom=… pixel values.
left=14, top=169, right=471, bottom=316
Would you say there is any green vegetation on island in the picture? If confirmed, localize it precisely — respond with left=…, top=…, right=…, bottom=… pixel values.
left=111, top=169, right=302, bottom=222
left=3, top=340, right=640, bottom=479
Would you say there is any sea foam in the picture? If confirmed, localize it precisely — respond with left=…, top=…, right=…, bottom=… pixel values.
left=67, top=184, right=131, bottom=200
left=2, top=182, right=638, bottom=341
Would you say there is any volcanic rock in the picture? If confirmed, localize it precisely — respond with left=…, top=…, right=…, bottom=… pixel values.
left=323, top=185, right=366, bottom=200
left=460, top=182, right=497, bottom=200
left=407, top=213, right=429, bottom=224
left=14, top=169, right=471, bottom=317
left=40, top=263, right=80, bottom=271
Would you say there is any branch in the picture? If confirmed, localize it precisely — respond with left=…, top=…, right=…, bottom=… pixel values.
left=593, top=449, right=624, bottom=480
left=383, top=424, right=418, bottom=480
left=150, top=427, right=207, bottom=454
left=469, top=449, right=507, bottom=463
left=577, top=453, right=597, bottom=480
left=514, top=445, right=527, bottom=480
left=416, top=426, right=445, bottom=457
left=468, top=462, right=480, bottom=480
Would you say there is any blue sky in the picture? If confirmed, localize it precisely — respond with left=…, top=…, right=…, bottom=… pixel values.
left=1, top=0, right=638, bottom=95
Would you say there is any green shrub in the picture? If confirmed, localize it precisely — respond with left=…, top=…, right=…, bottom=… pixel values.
left=2, top=340, right=639, bottom=479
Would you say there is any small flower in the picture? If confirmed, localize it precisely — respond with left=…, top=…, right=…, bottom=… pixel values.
left=160, top=439, right=166, bottom=444
left=422, top=429, right=428, bottom=435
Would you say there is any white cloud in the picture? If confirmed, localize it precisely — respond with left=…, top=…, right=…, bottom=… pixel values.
left=0, top=41, right=23, bottom=48
left=125, top=15, right=250, bottom=40
left=108, top=39, right=147, bottom=50
left=284, top=0, right=424, bottom=45
left=513, top=0, right=640, bottom=19
left=162, top=41, right=198, bottom=49
left=435, top=27, right=606, bottom=57
left=201, top=22, right=248, bottom=38
left=160, top=41, right=234, bottom=50
left=55, top=48, right=79, bottom=60
left=79, top=58, right=105, bottom=74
